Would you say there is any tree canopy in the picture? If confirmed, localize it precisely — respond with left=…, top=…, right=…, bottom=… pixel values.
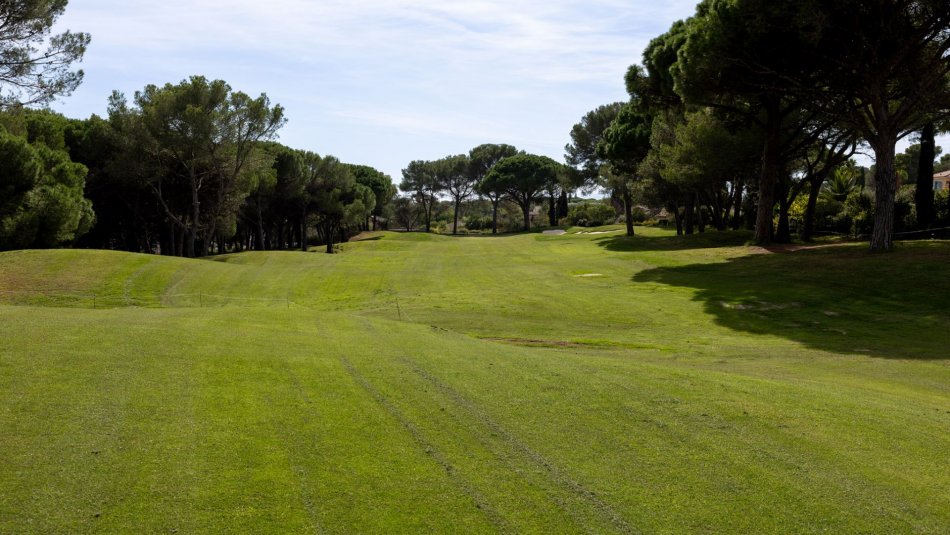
left=0, top=1, right=90, bottom=107
left=483, top=154, right=560, bottom=231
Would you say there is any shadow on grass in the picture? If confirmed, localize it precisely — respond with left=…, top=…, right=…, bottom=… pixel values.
left=596, top=230, right=754, bottom=252
left=632, top=241, right=950, bottom=360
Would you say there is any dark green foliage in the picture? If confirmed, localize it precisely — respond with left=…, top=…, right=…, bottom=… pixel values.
left=400, top=160, right=441, bottom=232
left=597, top=104, right=653, bottom=236
left=0, top=129, right=93, bottom=249
left=471, top=143, right=519, bottom=234
left=348, top=164, right=396, bottom=230
left=801, top=0, right=950, bottom=249
left=433, top=154, right=473, bottom=235
left=564, top=103, right=623, bottom=190
left=108, top=76, right=285, bottom=257
left=567, top=202, right=616, bottom=227
left=483, top=154, right=560, bottom=231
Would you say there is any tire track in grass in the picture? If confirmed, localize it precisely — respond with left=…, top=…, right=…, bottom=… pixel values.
left=260, top=362, right=327, bottom=535
left=398, top=356, right=637, bottom=535
left=339, top=355, right=512, bottom=533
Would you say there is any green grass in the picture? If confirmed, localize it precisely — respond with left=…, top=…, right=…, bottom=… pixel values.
left=1, top=226, right=948, bottom=533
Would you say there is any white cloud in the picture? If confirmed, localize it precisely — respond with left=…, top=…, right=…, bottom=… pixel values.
left=51, top=0, right=700, bottom=178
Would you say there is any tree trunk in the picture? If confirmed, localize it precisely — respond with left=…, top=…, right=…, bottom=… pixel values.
left=684, top=195, right=695, bottom=235
left=452, top=199, right=460, bottom=235
left=424, top=193, right=435, bottom=232
left=548, top=191, right=557, bottom=226
left=915, top=121, right=936, bottom=228
left=301, top=212, right=308, bottom=252
left=522, top=202, right=531, bottom=231
left=558, top=190, right=569, bottom=220
left=165, top=221, right=176, bottom=256
left=325, top=222, right=335, bottom=254
left=870, top=137, right=898, bottom=251
left=176, top=226, right=185, bottom=257
left=731, top=181, right=743, bottom=230
left=185, top=229, right=196, bottom=258
left=774, top=181, right=791, bottom=243
left=255, top=203, right=265, bottom=251
left=755, top=99, right=782, bottom=244
left=671, top=203, right=683, bottom=235
left=491, top=199, right=499, bottom=235
left=623, top=189, right=634, bottom=237
left=802, top=176, right=823, bottom=241
left=697, top=193, right=706, bottom=233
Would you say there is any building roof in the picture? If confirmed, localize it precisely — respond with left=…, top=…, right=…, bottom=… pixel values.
left=934, top=170, right=950, bottom=179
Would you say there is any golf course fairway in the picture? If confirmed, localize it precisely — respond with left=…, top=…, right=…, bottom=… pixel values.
left=1, top=227, right=948, bottom=533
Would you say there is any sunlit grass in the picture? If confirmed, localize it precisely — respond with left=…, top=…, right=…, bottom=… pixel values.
left=1, top=228, right=948, bottom=533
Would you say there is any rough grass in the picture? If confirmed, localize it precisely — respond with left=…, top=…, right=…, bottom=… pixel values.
left=1, top=226, right=948, bottom=533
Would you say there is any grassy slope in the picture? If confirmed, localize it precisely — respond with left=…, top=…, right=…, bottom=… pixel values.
left=0, top=227, right=948, bottom=533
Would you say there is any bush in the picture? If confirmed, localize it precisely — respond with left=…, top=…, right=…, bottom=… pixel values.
left=464, top=215, right=493, bottom=231
left=630, top=206, right=650, bottom=223
left=935, top=190, right=950, bottom=227
left=844, top=189, right=875, bottom=236
left=838, top=186, right=917, bottom=237
left=567, top=202, right=617, bottom=227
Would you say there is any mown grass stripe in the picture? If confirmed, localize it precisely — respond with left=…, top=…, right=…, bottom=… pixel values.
left=338, top=355, right=513, bottom=533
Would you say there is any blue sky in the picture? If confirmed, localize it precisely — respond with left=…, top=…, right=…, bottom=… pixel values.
left=47, top=0, right=700, bottom=180
left=50, top=1, right=945, bottom=181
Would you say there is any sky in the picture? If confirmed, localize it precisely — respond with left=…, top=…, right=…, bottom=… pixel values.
left=46, top=0, right=699, bottom=180
left=49, top=0, right=946, bottom=181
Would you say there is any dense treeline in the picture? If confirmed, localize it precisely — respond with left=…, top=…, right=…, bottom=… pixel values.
left=4, top=0, right=950, bottom=254
left=393, top=1, right=950, bottom=249
left=0, top=79, right=396, bottom=255
left=561, top=0, right=950, bottom=251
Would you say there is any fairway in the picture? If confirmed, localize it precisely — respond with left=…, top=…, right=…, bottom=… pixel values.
left=1, top=227, right=949, bottom=533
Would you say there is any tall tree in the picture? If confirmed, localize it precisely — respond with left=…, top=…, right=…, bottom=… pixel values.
left=0, top=1, right=90, bottom=107
left=915, top=123, right=938, bottom=228
left=801, top=0, right=950, bottom=250
left=109, top=76, right=284, bottom=257
left=672, top=0, right=828, bottom=244
left=598, top=104, right=653, bottom=236
left=399, top=160, right=440, bottom=232
left=304, top=154, right=365, bottom=254
left=470, top=143, right=518, bottom=234
left=348, top=164, right=395, bottom=231
left=564, top=103, right=624, bottom=192
left=434, top=154, right=474, bottom=235
left=483, top=154, right=558, bottom=231
left=652, top=109, right=761, bottom=233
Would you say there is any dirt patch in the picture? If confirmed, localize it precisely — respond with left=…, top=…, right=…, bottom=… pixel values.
left=481, top=337, right=590, bottom=348
left=350, top=231, right=386, bottom=241
left=542, top=229, right=566, bottom=235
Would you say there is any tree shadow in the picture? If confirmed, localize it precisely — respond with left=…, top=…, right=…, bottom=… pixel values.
left=632, top=242, right=950, bottom=360
left=595, top=230, right=754, bottom=252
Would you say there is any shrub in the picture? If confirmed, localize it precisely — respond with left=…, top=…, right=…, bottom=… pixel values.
left=630, top=206, right=650, bottom=223
left=567, top=202, right=617, bottom=227
left=464, top=215, right=493, bottom=231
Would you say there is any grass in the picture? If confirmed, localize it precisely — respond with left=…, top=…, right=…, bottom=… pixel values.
left=1, top=226, right=948, bottom=533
